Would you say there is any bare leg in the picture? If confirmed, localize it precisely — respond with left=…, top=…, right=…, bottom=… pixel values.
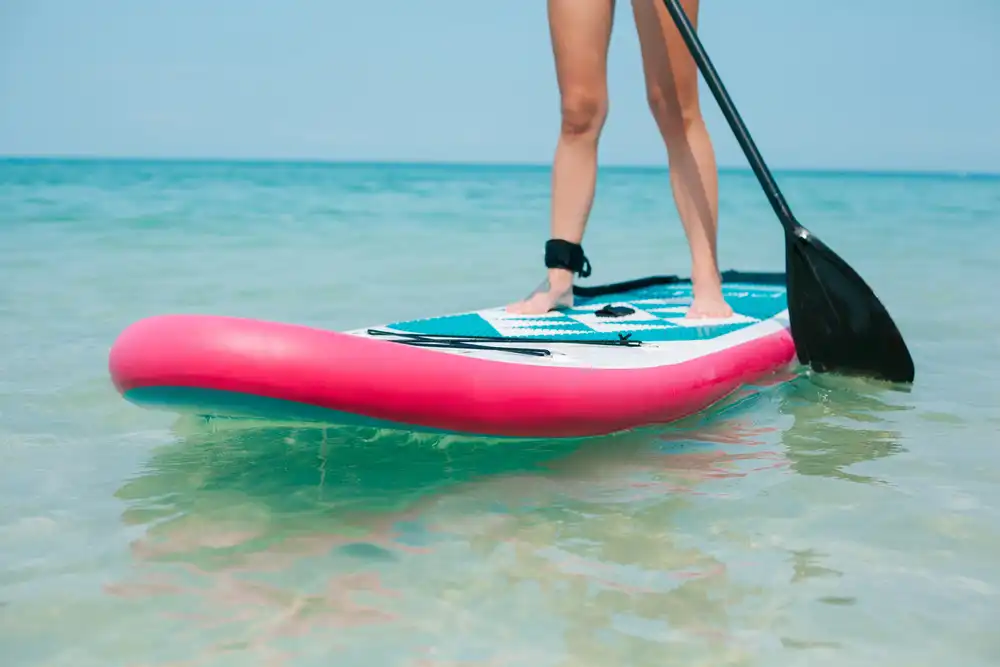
left=631, top=0, right=732, bottom=318
left=507, top=0, right=615, bottom=315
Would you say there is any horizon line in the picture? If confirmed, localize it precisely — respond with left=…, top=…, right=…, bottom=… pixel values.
left=1, top=153, right=997, bottom=179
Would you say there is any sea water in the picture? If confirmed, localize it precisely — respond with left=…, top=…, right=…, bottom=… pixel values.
left=1, top=158, right=998, bottom=666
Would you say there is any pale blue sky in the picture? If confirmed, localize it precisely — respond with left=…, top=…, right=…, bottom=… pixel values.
left=1, top=0, right=997, bottom=172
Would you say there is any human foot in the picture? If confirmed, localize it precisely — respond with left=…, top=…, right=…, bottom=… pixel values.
left=506, top=240, right=590, bottom=315
left=506, top=273, right=574, bottom=315
left=686, top=275, right=733, bottom=319
left=687, top=292, right=733, bottom=319
left=506, top=288, right=572, bottom=315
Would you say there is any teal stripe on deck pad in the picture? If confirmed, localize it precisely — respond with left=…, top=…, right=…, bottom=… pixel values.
left=384, top=282, right=787, bottom=344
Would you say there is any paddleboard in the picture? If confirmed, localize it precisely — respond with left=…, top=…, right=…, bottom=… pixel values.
left=109, top=270, right=797, bottom=438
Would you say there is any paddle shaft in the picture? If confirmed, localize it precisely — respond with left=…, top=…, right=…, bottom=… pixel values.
left=661, top=0, right=798, bottom=235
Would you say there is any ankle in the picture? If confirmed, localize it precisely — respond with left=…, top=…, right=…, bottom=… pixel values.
left=546, top=268, right=574, bottom=292
left=691, top=267, right=723, bottom=291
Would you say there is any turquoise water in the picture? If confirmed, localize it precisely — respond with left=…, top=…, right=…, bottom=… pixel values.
left=1, top=158, right=999, bottom=666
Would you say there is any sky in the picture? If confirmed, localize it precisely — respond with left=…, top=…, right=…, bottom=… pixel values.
left=1, top=0, right=998, bottom=172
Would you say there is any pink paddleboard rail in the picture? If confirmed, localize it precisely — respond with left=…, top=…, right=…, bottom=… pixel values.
left=109, top=314, right=796, bottom=438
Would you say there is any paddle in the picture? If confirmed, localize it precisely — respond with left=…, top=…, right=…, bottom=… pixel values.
left=661, top=0, right=915, bottom=384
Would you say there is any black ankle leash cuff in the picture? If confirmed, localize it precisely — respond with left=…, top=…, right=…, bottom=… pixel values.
left=545, top=239, right=592, bottom=278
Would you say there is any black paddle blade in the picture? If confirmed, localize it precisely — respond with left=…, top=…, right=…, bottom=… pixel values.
left=785, top=226, right=915, bottom=384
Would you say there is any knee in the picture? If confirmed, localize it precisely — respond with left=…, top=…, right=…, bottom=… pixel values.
left=647, top=86, right=702, bottom=143
left=560, top=88, right=608, bottom=139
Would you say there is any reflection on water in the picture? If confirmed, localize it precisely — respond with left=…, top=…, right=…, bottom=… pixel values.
left=47, top=374, right=990, bottom=666
left=778, top=374, right=911, bottom=484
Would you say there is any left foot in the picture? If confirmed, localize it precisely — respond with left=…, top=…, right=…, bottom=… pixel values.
left=506, top=270, right=575, bottom=315
left=686, top=275, right=733, bottom=319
